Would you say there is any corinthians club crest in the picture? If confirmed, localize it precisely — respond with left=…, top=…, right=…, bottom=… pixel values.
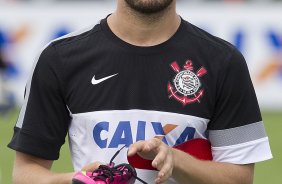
left=168, top=60, right=207, bottom=106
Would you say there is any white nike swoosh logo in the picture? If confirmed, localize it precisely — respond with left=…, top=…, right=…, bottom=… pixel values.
left=91, top=73, right=118, bottom=85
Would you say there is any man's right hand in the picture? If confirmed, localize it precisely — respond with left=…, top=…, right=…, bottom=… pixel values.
left=81, top=162, right=102, bottom=172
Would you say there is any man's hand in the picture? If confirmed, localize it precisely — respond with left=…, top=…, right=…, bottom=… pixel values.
left=81, top=161, right=102, bottom=172
left=127, top=138, right=174, bottom=184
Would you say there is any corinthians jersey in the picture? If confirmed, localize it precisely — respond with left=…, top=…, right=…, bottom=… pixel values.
left=9, top=17, right=272, bottom=183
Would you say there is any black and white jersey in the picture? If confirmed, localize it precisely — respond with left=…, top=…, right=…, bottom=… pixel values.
left=9, top=17, right=272, bottom=183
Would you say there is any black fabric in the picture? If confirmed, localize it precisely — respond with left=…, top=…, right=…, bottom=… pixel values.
left=8, top=45, right=71, bottom=160
left=8, top=17, right=262, bottom=160
left=208, top=49, right=262, bottom=130
left=8, top=127, right=62, bottom=160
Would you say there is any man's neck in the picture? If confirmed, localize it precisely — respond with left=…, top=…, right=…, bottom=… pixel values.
left=107, top=1, right=180, bottom=47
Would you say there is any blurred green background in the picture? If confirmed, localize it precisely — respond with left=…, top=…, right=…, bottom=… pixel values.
left=0, top=109, right=281, bottom=184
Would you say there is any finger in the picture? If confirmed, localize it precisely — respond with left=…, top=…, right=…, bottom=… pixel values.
left=147, top=138, right=162, bottom=151
left=157, top=155, right=173, bottom=183
left=81, top=161, right=103, bottom=172
left=127, top=141, right=147, bottom=156
left=152, top=146, right=168, bottom=169
left=128, top=138, right=163, bottom=156
left=141, top=138, right=162, bottom=152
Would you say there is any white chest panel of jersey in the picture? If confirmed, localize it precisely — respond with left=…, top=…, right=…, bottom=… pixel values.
left=68, top=109, right=209, bottom=183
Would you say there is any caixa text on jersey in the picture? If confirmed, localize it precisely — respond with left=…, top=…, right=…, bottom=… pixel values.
left=93, top=121, right=196, bottom=148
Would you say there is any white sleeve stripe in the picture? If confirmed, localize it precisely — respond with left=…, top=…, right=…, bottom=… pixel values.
left=16, top=23, right=98, bottom=128
left=212, top=137, right=273, bottom=164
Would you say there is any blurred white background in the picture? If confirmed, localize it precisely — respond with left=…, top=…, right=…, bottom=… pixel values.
left=0, top=2, right=281, bottom=184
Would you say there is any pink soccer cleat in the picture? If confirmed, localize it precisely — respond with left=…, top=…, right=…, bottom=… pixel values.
left=72, top=164, right=142, bottom=184
left=72, top=171, right=95, bottom=184
left=72, top=146, right=147, bottom=184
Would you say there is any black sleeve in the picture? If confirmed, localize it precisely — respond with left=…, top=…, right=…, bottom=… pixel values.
left=206, top=49, right=272, bottom=164
left=8, top=44, right=71, bottom=160
left=208, top=48, right=262, bottom=130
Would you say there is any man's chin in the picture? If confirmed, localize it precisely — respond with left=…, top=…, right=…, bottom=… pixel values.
left=124, top=0, right=173, bottom=14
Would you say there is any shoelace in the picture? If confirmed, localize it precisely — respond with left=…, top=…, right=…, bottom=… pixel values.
left=90, top=146, right=148, bottom=184
left=91, top=165, right=116, bottom=182
left=116, top=164, right=148, bottom=184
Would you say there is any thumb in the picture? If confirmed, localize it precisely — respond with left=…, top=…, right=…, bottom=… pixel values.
left=81, top=161, right=103, bottom=172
